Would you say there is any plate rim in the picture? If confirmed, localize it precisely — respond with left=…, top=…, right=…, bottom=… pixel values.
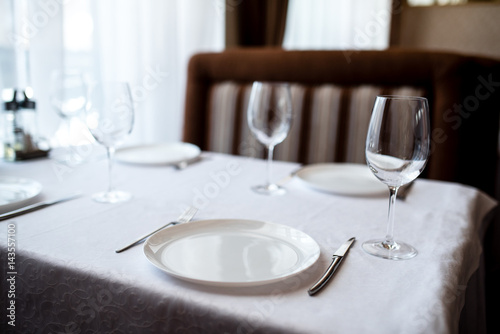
left=0, top=176, right=43, bottom=212
left=115, top=142, right=201, bottom=166
left=295, top=162, right=387, bottom=196
left=143, top=218, right=321, bottom=287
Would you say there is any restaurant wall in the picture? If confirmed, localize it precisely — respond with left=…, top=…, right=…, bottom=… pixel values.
left=397, top=3, right=500, bottom=60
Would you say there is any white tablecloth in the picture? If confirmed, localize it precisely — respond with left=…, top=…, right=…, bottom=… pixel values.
left=0, top=151, right=497, bottom=333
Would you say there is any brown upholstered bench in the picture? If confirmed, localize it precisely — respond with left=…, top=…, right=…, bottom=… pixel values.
left=182, top=48, right=500, bottom=196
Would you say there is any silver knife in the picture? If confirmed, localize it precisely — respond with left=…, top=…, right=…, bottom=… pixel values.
left=308, top=237, right=355, bottom=296
left=0, top=192, right=82, bottom=222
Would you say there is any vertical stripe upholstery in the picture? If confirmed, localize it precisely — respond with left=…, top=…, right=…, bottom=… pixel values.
left=344, top=86, right=382, bottom=163
left=206, top=81, right=425, bottom=165
left=237, top=84, right=264, bottom=159
left=207, top=82, right=239, bottom=153
left=306, top=85, right=341, bottom=164
left=276, top=84, right=306, bottom=162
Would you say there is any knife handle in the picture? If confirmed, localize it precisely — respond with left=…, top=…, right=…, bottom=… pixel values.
left=308, top=256, right=343, bottom=296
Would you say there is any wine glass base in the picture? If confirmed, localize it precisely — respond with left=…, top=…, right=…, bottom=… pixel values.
left=362, top=239, right=417, bottom=260
left=251, top=184, right=286, bottom=196
left=92, top=190, right=132, bottom=204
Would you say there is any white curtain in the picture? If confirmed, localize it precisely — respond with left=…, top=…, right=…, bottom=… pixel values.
left=3, top=0, right=394, bottom=151
left=2, top=0, right=224, bottom=149
left=283, top=0, right=393, bottom=50
left=85, top=0, right=224, bottom=145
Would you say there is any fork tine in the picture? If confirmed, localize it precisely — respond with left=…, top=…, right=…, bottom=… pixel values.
left=181, top=209, right=197, bottom=223
left=178, top=206, right=198, bottom=223
left=186, top=206, right=197, bottom=217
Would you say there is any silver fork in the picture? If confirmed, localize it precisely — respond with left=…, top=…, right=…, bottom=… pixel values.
left=115, top=206, right=198, bottom=253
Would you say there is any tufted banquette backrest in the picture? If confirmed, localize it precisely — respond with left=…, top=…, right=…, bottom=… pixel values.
left=183, top=48, right=500, bottom=195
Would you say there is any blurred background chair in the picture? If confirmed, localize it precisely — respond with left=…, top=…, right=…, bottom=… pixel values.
left=183, top=48, right=500, bottom=197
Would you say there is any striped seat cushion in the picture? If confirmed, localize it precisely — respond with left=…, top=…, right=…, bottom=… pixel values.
left=207, top=82, right=425, bottom=164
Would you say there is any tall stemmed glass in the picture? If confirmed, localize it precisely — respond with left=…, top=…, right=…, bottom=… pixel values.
left=85, top=82, right=134, bottom=203
left=49, top=69, right=89, bottom=165
left=247, top=82, right=292, bottom=195
left=363, top=95, right=430, bottom=260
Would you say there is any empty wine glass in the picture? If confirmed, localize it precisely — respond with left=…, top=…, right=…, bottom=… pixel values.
left=247, top=82, right=292, bottom=195
left=49, top=69, right=90, bottom=165
left=85, top=81, right=134, bottom=203
left=363, top=95, right=430, bottom=260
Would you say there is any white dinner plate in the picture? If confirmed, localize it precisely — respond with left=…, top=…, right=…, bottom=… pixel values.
left=295, top=163, right=387, bottom=196
left=115, top=142, right=201, bottom=166
left=144, top=219, right=320, bottom=287
left=0, top=177, right=43, bottom=213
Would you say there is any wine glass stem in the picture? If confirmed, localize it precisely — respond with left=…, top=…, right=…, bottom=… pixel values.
left=266, top=145, right=275, bottom=187
left=106, top=146, right=116, bottom=194
left=62, top=117, right=72, bottom=147
left=384, top=186, right=399, bottom=249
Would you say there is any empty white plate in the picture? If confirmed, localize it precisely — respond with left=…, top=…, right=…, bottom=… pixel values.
left=0, top=177, right=43, bottom=213
left=295, top=163, right=387, bottom=196
left=144, top=219, right=320, bottom=287
left=115, top=142, right=201, bottom=166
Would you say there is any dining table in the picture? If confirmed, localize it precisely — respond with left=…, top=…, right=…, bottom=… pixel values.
left=0, top=148, right=497, bottom=334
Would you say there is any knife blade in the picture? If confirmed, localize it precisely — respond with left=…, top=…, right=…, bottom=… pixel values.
left=308, top=237, right=355, bottom=296
left=0, top=192, right=82, bottom=222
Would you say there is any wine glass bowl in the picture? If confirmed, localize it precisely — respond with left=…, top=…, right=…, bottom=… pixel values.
left=50, top=70, right=87, bottom=119
left=85, top=81, right=134, bottom=203
left=247, top=82, right=292, bottom=195
left=49, top=69, right=90, bottom=165
left=363, top=95, right=430, bottom=260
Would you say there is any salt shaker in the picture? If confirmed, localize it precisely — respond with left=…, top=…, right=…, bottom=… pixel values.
left=1, top=88, right=48, bottom=160
left=18, top=89, right=38, bottom=153
left=2, top=90, right=24, bottom=161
